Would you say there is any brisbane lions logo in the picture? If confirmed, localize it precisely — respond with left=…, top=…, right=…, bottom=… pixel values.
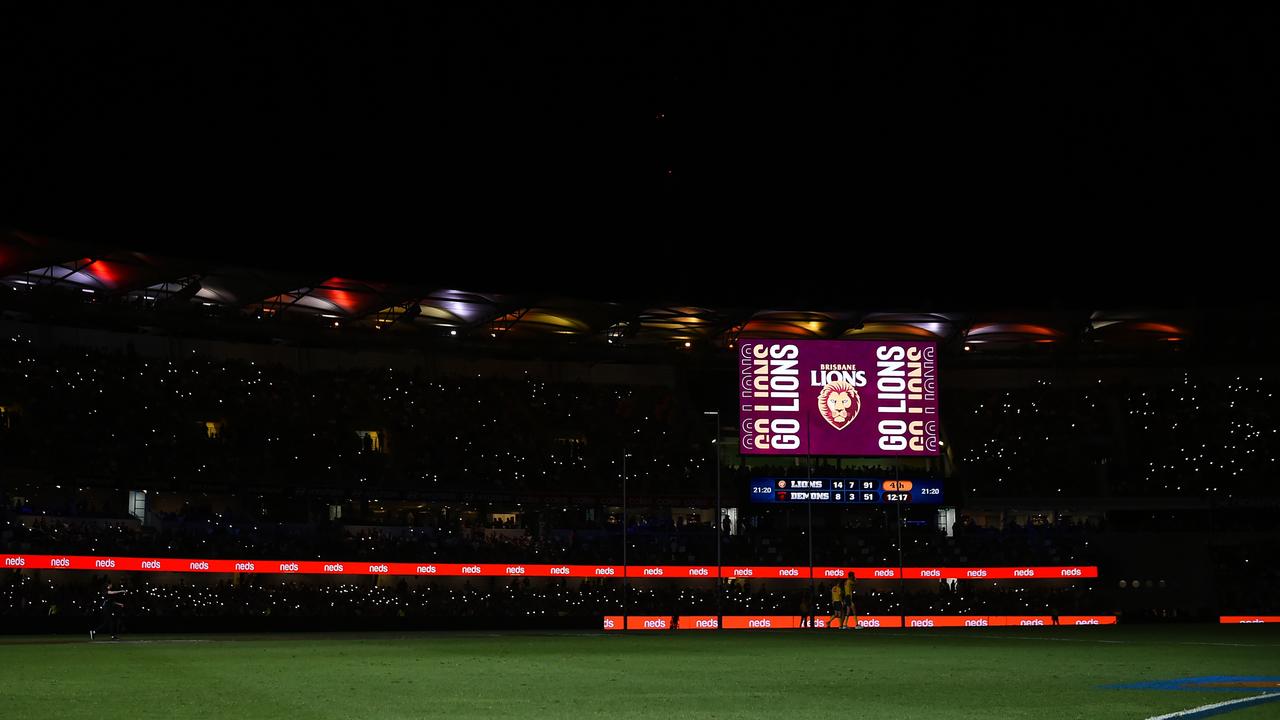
left=817, top=380, right=860, bottom=430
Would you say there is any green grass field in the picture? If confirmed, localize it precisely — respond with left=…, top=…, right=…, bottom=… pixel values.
left=3, top=627, right=1279, bottom=719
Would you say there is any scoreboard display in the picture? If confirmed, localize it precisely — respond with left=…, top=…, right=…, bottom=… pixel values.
left=750, top=477, right=943, bottom=505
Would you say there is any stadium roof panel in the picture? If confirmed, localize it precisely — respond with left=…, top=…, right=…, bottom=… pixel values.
left=961, top=315, right=1080, bottom=349
left=197, top=270, right=316, bottom=309
left=626, top=306, right=735, bottom=345
left=1089, top=311, right=1192, bottom=341
left=485, top=298, right=620, bottom=338
left=738, top=310, right=852, bottom=339
left=412, top=289, right=508, bottom=328
left=0, top=231, right=1246, bottom=355
left=1, top=251, right=193, bottom=295
left=0, top=230, right=88, bottom=277
left=259, top=277, right=408, bottom=319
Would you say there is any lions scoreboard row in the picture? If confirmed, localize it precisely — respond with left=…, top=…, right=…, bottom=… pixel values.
left=739, top=339, right=939, bottom=457
left=750, top=478, right=944, bottom=505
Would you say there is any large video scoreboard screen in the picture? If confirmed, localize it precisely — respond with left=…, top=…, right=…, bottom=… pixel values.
left=739, top=339, right=939, bottom=456
left=749, top=477, right=943, bottom=505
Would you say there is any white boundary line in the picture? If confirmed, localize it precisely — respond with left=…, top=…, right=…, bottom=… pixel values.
left=874, top=632, right=1280, bottom=648
left=879, top=631, right=1130, bottom=644
left=1177, top=642, right=1280, bottom=648
left=1145, top=692, right=1280, bottom=719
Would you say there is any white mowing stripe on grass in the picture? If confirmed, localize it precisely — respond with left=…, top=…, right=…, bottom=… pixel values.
left=95, top=639, right=218, bottom=644
left=878, top=632, right=1130, bottom=644
left=1144, top=692, right=1280, bottom=720
left=878, top=633, right=1280, bottom=649
left=1177, top=641, right=1280, bottom=648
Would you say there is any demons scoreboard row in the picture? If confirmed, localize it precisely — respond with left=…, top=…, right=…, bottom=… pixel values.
left=750, top=478, right=944, bottom=505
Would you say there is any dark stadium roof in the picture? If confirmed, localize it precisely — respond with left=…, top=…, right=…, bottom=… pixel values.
left=0, top=229, right=1230, bottom=354
left=5, top=4, right=1277, bottom=319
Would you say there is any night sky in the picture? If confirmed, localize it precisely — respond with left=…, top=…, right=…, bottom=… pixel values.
left=2, top=4, right=1277, bottom=306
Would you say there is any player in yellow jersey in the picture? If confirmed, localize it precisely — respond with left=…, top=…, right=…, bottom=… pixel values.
left=828, top=582, right=844, bottom=628
left=843, top=575, right=857, bottom=630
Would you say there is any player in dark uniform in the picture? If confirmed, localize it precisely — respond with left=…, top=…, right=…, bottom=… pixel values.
left=90, top=581, right=128, bottom=641
left=843, top=576, right=857, bottom=630
left=799, top=591, right=814, bottom=629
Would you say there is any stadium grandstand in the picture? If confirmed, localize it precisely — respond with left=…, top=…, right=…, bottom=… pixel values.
left=3, top=227, right=1278, bottom=639
left=8, top=2, right=1280, bottom=716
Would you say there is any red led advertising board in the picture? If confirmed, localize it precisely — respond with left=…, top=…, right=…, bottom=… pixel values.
left=0, top=555, right=1095, bottom=580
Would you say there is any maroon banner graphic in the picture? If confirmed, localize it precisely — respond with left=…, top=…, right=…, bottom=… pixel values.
left=739, top=339, right=939, bottom=456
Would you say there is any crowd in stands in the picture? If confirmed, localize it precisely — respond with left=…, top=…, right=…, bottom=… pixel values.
left=1211, top=540, right=1280, bottom=615
left=2, top=508, right=1099, bottom=567
left=950, top=375, right=1279, bottom=498
left=6, top=333, right=1278, bottom=502
left=3, top=334, right=1280, bottom=628
left=720, top=516, right=1097, bottom=567
left=0, top=572, right=1105, bottom=623
left=0, top=333, right=706, bottom=497
left=2, top=517, right=570, bottom=564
